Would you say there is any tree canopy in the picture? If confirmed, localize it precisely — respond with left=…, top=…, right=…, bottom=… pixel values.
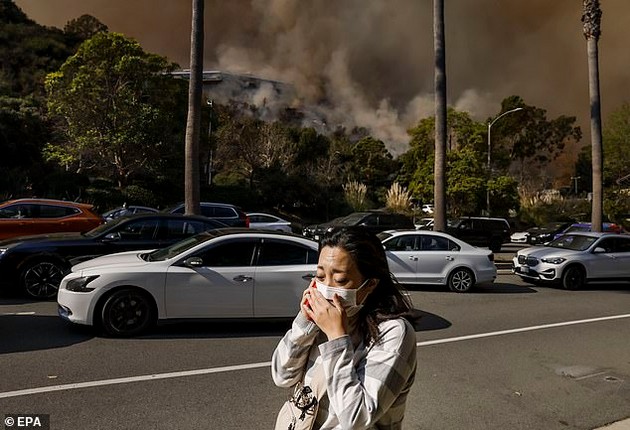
left=45, top=32, right=186, bottom=187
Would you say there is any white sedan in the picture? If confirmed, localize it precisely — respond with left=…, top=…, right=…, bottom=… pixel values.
left=246, top=212, right=293, bottom=233
left=57, top=230, right=318, bottom=336
left=510, top=231, right=530, bottom=243
left=377, top=230, right=497, bottom=293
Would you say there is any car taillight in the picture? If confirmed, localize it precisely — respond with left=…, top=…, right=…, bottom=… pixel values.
left=245, top=215, right=250, bottom=228
left=488, top=253, right=494, bottom=262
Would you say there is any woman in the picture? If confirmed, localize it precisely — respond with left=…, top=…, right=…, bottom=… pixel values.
left=272, top=226, right=417, bottom=429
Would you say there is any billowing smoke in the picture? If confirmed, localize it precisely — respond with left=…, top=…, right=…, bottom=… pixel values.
left=14, top=0, right=630, bottom=155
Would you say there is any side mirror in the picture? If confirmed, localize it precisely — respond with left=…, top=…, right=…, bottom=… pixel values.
left=183, top=257, right=203, bottom=268
left=593, top=247, right=606, bottom=253
left=103, top=232, right=121, bottom=242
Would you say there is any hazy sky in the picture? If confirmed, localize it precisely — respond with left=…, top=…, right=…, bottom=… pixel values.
left=13, top=0, right=630, bottom=153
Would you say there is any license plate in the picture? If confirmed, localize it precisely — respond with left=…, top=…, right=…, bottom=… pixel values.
left=520, top=266, right=529, bottom=274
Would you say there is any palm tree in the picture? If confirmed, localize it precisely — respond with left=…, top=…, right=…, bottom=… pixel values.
left=433, top=0, right=447, bottom=232
left=582, top=0, right=603, bottom=232
left=184, top=0, right=204, bottom=215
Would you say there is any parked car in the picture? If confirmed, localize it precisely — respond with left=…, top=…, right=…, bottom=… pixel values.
left=445, top=217, right=511, bottom=252
left=526, top=221, right=573, bottom=245
left=246, top=212, right=292, bottom=233
left=0, top=214, right=227, bottom=299
left=102, top=205, right=158, bottom=222
left=421, top=204, right=434, bottom=214
left=57, top=229, right=319, bottom=336
left=378, top=230, right=496, bottom=293
left=552, top=222, right=624, bottom=240
left=510, top=231, right=530, bottom=243
left=0, top=198, right=103, bottom=240
left=165, top=202, right=249, bottom=227
left=414, top=217, right=434, bottom=230
left=303, top=211, right=414, bottom=240
left=513, top=232, right=630, bottom=290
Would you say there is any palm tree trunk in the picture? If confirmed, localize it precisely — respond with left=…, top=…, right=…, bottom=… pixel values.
left=433, top=0, right=447, bottom=232
left=582, top=0, right=603, bottom=232
left=184, top=0, right=204, bottom=215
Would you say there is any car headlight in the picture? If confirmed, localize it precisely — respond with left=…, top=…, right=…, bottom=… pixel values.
left=66, top=275, right=100, bottom=292
left=540, top=257, right=566, bottom=264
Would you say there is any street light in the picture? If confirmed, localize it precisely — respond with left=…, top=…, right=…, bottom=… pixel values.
left=486, top=107, right=524, bottom=215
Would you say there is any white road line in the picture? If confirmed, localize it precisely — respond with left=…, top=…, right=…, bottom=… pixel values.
left=1, top=313, right=630, bottom=399
left=416, top=313, right=630, bottom=347
left=0, top=362, right=271, bottom=399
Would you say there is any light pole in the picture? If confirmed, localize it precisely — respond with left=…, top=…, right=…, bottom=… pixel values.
left=486, top=107, right=524, bottom=215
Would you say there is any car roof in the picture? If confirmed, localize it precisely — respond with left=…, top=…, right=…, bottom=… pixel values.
left=562, top=231, right=619, bottom=238
left=189, top=227, right=318, bottom=244
left=0, top=198, right=94, bottom=209
left=114, top=213, right=227, bottom=223
left=380, top=229, right=452, bottom=237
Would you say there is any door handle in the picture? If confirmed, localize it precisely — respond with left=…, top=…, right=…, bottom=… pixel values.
left=233, top=275, right=253, bottom=282
left=445, top=256, right=454, bottom=261
left=408, top=256, right=418, bottom=261
left=302, top=274, right=315, bottom=280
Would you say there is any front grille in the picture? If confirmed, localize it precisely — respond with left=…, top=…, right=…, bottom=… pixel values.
left=517, top=255, right=538, bottom=266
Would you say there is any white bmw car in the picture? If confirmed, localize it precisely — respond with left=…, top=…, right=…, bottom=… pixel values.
left=377, top=230, right=497, bottom=293
left=57, top=229, right=319, bottom=336
left=512, top=232, right=630, bottom=289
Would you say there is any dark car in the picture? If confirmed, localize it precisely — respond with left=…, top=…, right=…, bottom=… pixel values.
left=0, top=214, right=226, bottom=300
left=302, top=211, right=415, bottom=240
left=526, top=221, right=573, bottom=245
left=165, top=202, right=249, bottom=227
left=102, top=205, right=159, bottom=222
left=551, top=222, right=624, bottom=241
left=446, top=217, right=511, bottom=252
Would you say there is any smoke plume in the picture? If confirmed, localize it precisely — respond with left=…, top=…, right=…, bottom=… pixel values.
left=14, top=0, right=630, bottom=155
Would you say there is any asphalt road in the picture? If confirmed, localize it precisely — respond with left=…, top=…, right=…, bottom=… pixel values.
left=1, top=273, right=630, bottom=430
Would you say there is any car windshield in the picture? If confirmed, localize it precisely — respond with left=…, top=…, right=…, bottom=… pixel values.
left=145, top=231, right=218, bottom=261
left=339, top=213, right=367, bottom=225
left=376, top=232, right=393, bottom=241
left=565, top=225, right=590, bottom=233
left=83, top=217, right=127, bottom=237
left=447, top=219, right=461, bottom=227
left=547, top=234, right=597, bottom=251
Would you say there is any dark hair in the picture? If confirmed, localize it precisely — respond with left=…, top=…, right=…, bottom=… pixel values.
left=319, top=226, right=413, bottom=344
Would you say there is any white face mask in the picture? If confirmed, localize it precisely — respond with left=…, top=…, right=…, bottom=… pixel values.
left=314, top=278, right=371, bottom=308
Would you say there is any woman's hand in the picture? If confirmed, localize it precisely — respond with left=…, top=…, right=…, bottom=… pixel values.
left=302, top=284, right=348, bottom=341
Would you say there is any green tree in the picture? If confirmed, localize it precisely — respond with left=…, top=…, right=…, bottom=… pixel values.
left=399, top=109, right=486, bottom=211
left=45, top=32, right=184, bottom=188
left=603, top=102, right=630, bottom=186
left=490, top=96, right=581, bottom=185
left=63, top=14, right=108, bottom=41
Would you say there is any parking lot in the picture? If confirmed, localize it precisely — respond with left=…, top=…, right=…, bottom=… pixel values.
left=1, top=270, right=630, bottom=429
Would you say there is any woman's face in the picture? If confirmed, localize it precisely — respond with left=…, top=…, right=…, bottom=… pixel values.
left=316, top=245, right=364, bottom=289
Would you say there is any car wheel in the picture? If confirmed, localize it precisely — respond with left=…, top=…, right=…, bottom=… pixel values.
left=21, top=260, right=67, bottom=300
left=100, top=288, right=155, bottom=337
left=561, top=265, right=586, bottom=290
left=448, top=268, right=475, bottom=293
